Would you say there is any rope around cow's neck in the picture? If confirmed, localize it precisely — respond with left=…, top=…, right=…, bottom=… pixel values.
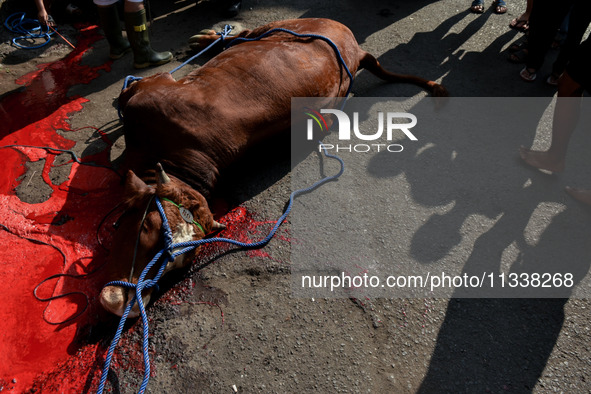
left=225, top=27, right=354, bottom=97
left=96, top=143, right=344, bottom=394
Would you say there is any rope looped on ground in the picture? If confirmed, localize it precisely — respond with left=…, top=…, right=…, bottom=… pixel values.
left=4, top=12, right=54, bottom=49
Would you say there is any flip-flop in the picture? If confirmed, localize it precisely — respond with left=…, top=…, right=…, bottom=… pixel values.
left=493, top=0, right=507, bottom=14
left=546, top=73, right=561, bottom=86
left=509, top=40, right=527, bottom=52
left=509, top=36, right=528, bottom=52
left=509, top=18, right=529, bottom=31
left=470, top=0, right=484, bottom=13
left=508, top=49, right=528, bottom=63
left=520, top=67, right=537, bottom=82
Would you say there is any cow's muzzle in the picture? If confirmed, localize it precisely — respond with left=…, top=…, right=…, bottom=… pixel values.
left=100, top=284, right=152, bottom=318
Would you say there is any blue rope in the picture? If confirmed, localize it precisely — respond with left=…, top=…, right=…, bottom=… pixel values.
left=96, top=143, right=344, bottom=394
left=117, top=76, right=144, bottom=120
left=169, top=24, right=234, bottom=74
left=117, top=25, right=234, bottom=121
left=4, top=12, right=54, bottom=49
left=225, top=28, right=355, bottom=97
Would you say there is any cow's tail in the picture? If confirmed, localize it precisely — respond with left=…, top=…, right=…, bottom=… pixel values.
left=359, top=51, right=448, bottom=97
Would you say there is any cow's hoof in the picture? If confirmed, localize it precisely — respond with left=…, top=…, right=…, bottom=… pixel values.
left=188, top=29, right=217, bottom=49
left=188, top=29, right=237, bottom=51
left=432, top=84, right=449, bottom=97
left=188, top=29, right=217, bottom=43
left=426, top=81, right=449, bottom=97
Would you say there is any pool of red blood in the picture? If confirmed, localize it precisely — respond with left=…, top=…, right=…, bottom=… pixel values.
left=0, top=25, right=288, bottom=393
left=0, top=24, right=119, bottom=393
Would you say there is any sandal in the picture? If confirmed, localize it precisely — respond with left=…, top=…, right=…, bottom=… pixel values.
left=493, top=0, right=507, bottom=14
left=520, top=67, right=537, bottom=82
left=509, top=39, right=528, bottom=53
left=509, top=18, right=529, bottom=32
left=470, top=0, right=484, bottom=13
left=508, top=49, right=528, bottom=63
left=546, top=73, right=561, bottom=86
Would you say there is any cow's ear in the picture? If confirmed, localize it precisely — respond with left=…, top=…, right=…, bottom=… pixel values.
left=124, top=170, right=150, bottom=197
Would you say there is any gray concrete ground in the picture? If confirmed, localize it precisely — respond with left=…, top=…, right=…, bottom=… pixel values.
left=1, top=0, right=591, bottom=392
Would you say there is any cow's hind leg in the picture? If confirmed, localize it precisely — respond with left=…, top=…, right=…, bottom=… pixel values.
left=188, top=28, right=251, bottom=51
left=359, top=51, right=448, bottom=97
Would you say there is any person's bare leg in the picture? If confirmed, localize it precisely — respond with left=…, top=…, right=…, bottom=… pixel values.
left=510, top=0, right=532, bottom=29
left=520, top=72, right=584, bottom=172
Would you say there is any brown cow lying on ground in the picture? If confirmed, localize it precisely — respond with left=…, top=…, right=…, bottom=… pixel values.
left=101, top=18, right=447, bottom=317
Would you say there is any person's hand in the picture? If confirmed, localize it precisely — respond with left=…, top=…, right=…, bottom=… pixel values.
left=37, top=10, right=55, bottom=27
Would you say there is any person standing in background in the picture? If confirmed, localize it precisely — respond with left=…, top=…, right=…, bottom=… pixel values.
left=94, top=0, right=172, bottom=69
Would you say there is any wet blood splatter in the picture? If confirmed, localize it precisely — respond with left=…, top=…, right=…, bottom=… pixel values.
left=0, top=23, right=291, bottom=393
left=0, top=24, right=119, bottom=393
left=200, top=205, right=291, bottom=262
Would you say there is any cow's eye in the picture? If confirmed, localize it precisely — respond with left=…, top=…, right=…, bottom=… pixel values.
left=141, top=212, right=158, bottom=233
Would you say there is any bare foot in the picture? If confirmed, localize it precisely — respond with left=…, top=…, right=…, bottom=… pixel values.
left=565, top=186, right=591, bottom=206
left=519, top=146, right=565, bottom=173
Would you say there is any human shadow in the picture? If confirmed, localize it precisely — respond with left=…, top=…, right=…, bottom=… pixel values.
left=299, top=0, right=436, bottom=45
left=362, top=94, right=591, bottom=390
left=418, top=202, right=590, bottom=391
left=350, top=4, right=561, bottom=98
left=333, top=4, right=591, bottom=389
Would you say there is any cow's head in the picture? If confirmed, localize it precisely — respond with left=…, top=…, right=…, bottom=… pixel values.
left=100, top=164, right=224, bottom=317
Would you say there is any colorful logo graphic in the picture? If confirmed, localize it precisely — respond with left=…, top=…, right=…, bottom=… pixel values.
left=302, top=106, right=418, bottom=153
left=304, top=108, right=329, bottom=140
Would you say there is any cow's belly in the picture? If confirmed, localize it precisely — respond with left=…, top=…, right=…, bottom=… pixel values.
left=189, top=18, right=360, bottom=101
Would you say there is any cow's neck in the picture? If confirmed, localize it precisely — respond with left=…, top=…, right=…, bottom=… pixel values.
left=134, top=157, right=217, bottom=200
left=160, top=158, right=218, bottom=199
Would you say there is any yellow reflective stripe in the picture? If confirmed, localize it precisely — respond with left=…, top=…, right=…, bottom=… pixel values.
left=133, top=24, right=147, bottom=32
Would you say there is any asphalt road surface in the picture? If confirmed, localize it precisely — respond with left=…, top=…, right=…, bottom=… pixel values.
left=1, top=0, right=590, bottom=392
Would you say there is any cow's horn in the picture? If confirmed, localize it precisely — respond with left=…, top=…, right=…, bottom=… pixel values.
left=212, top=220, right=226, bottom=230
left=156, top=163, right=171, bottom=184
